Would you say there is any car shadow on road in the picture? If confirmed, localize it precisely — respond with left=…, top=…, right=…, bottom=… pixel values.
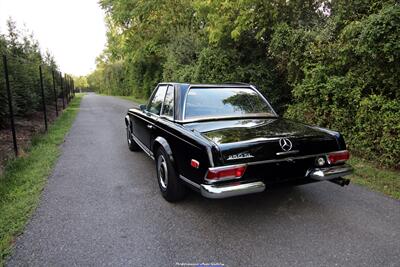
left=180, top=183, right=327, bottom=221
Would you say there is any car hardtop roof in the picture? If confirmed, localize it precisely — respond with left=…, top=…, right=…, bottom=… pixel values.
left=158, top=82, right=253, bottom=89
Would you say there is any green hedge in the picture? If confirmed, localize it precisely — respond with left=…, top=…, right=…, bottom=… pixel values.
left=285, top=3, right=399, bottom=169
left=353, top=96, right=400, bottom=168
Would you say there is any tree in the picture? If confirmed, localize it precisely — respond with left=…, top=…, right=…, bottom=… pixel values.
left=87, top=0, right=399, bottom=167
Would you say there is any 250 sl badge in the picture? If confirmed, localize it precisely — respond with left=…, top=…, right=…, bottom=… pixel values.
left=227, top=152, right=254, bottom=161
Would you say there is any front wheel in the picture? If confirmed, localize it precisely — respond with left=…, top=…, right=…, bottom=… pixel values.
left=156, top=147, right=186, bottom=202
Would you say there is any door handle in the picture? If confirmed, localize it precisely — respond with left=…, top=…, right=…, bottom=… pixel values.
left=147, top=124, right=154, bottom=129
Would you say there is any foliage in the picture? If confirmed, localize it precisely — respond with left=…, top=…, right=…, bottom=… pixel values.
left=286, top=2, right=399, bottom=168
left=73, top=75, right=88, bottom=88
left=88, top=0, right=399, bottom=168
left=0, top=19, right=62, bottom=128
left=353, top=95, right=400, bottom=167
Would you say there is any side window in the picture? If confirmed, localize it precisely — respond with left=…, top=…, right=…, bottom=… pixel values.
left=148, top=85, right=167, bottom=115
left=161, top=85, right=174, bottom=119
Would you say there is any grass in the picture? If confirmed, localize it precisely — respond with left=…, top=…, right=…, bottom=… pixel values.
left=349, top=156, right=400, bottom=200
left=0, top=94, right=83, bottom=265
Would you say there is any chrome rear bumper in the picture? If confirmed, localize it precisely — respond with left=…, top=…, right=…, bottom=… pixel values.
left=200, top=181, right=266, bottom=199
left=309, top=164, right=353, bottom=181
left=195, top=164, right=352, bottom=199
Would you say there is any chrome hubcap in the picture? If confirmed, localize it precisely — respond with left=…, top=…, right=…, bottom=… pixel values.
left=157, top=155, right=168, bottom=190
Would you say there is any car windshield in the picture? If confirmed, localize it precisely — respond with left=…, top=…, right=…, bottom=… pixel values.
left=184, top=87, right=276, bottom=120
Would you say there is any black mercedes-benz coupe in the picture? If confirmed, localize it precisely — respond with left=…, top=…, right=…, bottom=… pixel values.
left=125, top=83, right=352, bottom=202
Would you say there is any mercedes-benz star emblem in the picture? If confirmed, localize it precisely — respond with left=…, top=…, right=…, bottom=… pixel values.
left=279, top=138, right=292, bottom=152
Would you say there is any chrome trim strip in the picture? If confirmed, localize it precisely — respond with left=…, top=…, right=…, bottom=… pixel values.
left=246, top=151, right=339, bottom=166
left=131, top=133, right=154, bottom=160
left=159, top=85, right=175, bottom=120
left=201, top=150, right=348, bottom=168
left=182, top=86, right=189, bottom=120
left=276, top=150, right=300, bottom=156
left=200, top=181, right=266, bottom=199
left=249, top=84, right=278, bottom=116
left=206, top=147, right=215, bottom=167
left=124, top=115, right=130, bottom=126
left=179, top=175, right=201, bottom=189
left=208, top=164, right=247, bottom=172
left=309, top=164, right=353, bottom=181
left=128, top=110, right=157, bottom=125
left=177, top=115, right=278, bottom=124
left=129, top=110, right=202, bottom=149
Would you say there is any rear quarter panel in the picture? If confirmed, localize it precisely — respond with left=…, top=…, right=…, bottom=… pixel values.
left=151, top=119, right=211, bottom=185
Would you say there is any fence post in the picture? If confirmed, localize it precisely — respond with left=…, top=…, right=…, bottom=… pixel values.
left=71, top=77, right=74, bottom=99
left=67, top=76, right=70, bottom=102
left=2, top=55, right=18, bottom=156
left=39, top=65, right=48, bottom=132
left=60, top=72, right=65, bottom=109
left=52, top=69, right=58, bottom=117
left=69, top=77, right=72, bottom=100
left=64, top=74, right=69, bottom=105
left=70, top=77, right=73, bottom=99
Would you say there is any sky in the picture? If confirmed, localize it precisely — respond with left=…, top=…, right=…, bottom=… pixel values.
left=0, top=0, right=107, bottom=76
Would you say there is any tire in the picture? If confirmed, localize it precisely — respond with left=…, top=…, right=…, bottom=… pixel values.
left=126, top=125, right=141, bottom=151
left=155, top=147, right=186, bottom=202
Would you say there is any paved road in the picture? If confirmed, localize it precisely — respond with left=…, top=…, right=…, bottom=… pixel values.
left=7, top=94, right=400, bottom=266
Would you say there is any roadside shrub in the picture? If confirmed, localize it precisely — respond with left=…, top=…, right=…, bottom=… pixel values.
left=353, top=96, right=400, bottom=168
left=286, top=3, right=400, bottom=168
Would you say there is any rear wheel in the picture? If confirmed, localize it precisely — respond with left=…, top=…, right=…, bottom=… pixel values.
left=156, top=147, right=186, bottom=202
left=126, top=125, right=140, bottom=151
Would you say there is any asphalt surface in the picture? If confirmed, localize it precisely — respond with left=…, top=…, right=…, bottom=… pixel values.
left=7, top=94, right=400, bottom=267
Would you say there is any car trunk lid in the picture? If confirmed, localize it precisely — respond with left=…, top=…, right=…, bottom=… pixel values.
left=184, top=118, right=339, bottom=164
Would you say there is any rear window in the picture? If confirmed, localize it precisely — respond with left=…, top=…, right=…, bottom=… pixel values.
left=184, top=88, right=275, bottom=120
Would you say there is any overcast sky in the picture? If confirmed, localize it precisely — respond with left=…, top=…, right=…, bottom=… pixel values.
left=0, top=0, right=107, bottom=76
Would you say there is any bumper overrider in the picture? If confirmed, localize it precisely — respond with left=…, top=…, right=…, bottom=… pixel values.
left=200, top=164, right=353, bottom=199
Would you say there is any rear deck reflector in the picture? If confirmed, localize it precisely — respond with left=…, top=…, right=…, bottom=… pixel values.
left=191, top=159, right=200, bottom=169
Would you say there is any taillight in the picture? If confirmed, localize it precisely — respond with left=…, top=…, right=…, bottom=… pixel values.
left=328, top=150, right=350, bottom=164
left=205, top=165, right=247, bottom=182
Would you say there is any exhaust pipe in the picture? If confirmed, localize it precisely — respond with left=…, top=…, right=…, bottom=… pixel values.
left=328, top=177, right=350, bottom=187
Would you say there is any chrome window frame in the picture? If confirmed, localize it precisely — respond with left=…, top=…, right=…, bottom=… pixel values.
left=147, top=84, right=168, bottom=116
left=160, top=84, right=175, bottom=121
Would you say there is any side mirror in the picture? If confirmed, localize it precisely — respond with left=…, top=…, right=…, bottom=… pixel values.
left=139, top=104, right=146, bottom=111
